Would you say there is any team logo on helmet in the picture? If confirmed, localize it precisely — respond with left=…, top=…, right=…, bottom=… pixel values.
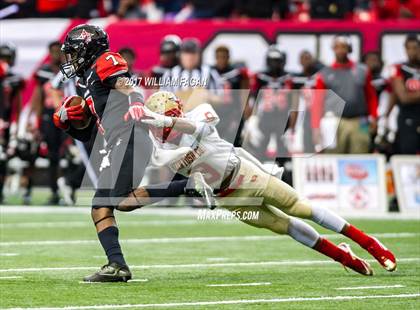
left=78, top=29, right=92, bottom=43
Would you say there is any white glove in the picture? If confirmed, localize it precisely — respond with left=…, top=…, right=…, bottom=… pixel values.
left=141, top=107, right=173, bottom=128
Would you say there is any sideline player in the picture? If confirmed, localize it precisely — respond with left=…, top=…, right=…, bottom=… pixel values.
left=389, top=34, right=420, bottom=154
left=135, top=91, right=397, bottom=276
left=0, top=43, right=25, bottom=204
left=53, top=24, right=212, bottom=282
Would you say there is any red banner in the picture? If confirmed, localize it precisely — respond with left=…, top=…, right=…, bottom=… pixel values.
left=105, top=19, right=420, bottom=71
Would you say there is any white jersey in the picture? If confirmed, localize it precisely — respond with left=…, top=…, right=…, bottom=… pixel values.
left=149, top=104, right=239, bottom=188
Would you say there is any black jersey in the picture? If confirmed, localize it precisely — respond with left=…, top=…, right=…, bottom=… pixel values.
left=371, top=74, right=389, bottom=98
left=34, top=63, right=60, bottom=109
left=252, top=71, right=293, bottom=112
left=68, top=51, right=139, bottom=144
left=213, top=65, right=248, bottom=105
left=1, top=71, right=25, bottom=122
left=391, top=62, right=420, bottom=116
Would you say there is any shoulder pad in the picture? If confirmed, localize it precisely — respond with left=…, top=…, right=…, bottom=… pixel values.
left=94, top=52, right=128, bottom=82
left=188, top=103, right=220, bottom=126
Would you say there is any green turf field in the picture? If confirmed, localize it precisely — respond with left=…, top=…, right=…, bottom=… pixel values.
left=0, top=206, right=419, bottom=309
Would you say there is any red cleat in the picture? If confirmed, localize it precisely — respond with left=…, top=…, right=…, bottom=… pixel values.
left=338, top=243, right=373, bottom=276
left=366, top=237, right=397, bottom=272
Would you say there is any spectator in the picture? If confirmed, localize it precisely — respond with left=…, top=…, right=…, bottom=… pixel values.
left=36, top=0, right=78, bottom=18
left=212, top=45, right=250, bottom=145
left=189, top=0, right=234, bottom=18
left=234, top=0, right=289, bottom=19
left=310, top=0, right=355, bottom=19
left=373, top=0, right=420, bottom=19
left=311, top=35, right=378, bottom=154
left=389, top=35, right=420, bottom=154
left=117, top=0, right=146, bottom=19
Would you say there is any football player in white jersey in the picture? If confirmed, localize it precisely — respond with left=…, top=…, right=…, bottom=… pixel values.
left=134, top=91, right=397, bottom=276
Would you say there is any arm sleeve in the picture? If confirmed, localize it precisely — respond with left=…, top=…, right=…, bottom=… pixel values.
left=310, top=73, right=326, bottom=129
left=364, top=70, right=378, bottom=119
left=102, top=71, right=131, bottom=89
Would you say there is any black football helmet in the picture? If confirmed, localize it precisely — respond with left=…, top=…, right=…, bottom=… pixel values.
left=0, top=43, right=17, bottom=66
left=61, top=24, right=109, bottom=79
left=266, top=45, right=286, bottom=76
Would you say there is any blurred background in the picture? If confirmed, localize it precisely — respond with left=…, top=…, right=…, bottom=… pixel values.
left=0, top=0, right=419, bottom=218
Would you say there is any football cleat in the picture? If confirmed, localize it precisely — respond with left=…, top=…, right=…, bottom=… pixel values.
left=366, top=237, right=397, bottom=272
left=83, top=262, right=132, bottom=282
left=187, top=172, right=216, bottom=210
left=338, top=242, right=373, bottom=276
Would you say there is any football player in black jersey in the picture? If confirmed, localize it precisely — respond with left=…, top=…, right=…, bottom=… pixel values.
left=389, top=34, right=420, bottom=154
left=54, top=24, right=213, bottom=282
left=0, top=43, right=25, bottom=204
left=250, top=45, right=297, bottom=166
left=212, top=45, right=250, bottom=146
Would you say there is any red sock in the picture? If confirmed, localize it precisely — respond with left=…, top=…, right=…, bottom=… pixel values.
left=343, top=224, right=373, bottom=249
left=314, top=238, right=345, bottom=263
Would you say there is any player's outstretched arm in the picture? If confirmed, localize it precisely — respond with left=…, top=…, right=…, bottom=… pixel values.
left=141, top=108, right=197, bottom=134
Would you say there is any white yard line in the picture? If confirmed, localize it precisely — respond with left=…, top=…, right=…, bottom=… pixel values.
left=206, top=258, right=230, bottom=262
left=0, top=276, right=22, bottom=279
left=0, top=253, right=19, bottom=256
left=207, top=282, right=271, bottom=287
left=3, top=293, right=420, bottom=309
left=0, top=257, right=418, bottom=273
left=336, top=285, right=405, bottom=290
left=1, top=232, right=418, bottom=247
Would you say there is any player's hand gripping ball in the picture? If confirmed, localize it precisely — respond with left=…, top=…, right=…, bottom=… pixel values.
left=54, top=95, right=92, bottom=130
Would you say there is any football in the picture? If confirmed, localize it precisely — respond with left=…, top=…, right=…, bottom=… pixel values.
left=65, top=95, right=92, bottom=130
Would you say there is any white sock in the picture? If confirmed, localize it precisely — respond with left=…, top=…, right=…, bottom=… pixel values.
left=287, top=217, right=320, bottom=248
left=311, top=206, right=347, bottom=233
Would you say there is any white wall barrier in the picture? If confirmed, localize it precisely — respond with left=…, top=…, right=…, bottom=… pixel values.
left=293, top=154, right=388, bottom=217
left=391, top=155, right=420, bottom=217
